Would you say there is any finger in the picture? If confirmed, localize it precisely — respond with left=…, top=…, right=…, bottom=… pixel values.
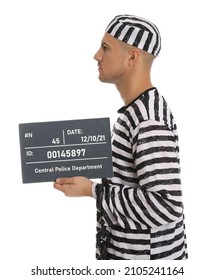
left=53, top=181, right=72, bottom=196
left=53, top=181, right=64, bottom=191
left=55, top=177, right=74, bottom=185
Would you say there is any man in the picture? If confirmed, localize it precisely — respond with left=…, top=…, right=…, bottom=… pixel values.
left=54, top=15, right=188, bottom=260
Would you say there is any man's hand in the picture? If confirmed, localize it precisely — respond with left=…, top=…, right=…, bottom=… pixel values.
left=53, top=176, right=93, bottom=197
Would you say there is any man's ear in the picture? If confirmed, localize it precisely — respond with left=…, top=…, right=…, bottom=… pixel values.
left=128, top=48, right=140, bottom=64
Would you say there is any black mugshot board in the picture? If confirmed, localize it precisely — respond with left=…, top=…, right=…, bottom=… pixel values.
left=19, top=118, right=113, bottom=183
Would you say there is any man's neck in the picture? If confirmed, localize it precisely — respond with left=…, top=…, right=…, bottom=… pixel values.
left=116, top=80, right=154, bottom=106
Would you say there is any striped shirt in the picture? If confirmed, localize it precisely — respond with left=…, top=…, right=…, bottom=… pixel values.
left=93, top=87, right=188, bottom=260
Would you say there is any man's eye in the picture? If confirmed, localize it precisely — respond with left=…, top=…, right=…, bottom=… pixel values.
left=102, top=44, right=107, bottom=51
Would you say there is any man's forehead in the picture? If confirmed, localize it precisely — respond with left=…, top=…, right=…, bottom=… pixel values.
left=101, top=32, right=132, bottom=51
left=101, top=33, right=118, bottom=45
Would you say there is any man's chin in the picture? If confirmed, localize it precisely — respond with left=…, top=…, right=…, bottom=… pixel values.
left=98, top=76, right=112, bottom=84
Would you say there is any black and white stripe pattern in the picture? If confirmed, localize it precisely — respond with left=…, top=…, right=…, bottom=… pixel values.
left=105, top=15, right=161, bottom=56
left=94, top=87, right=188, bottom=260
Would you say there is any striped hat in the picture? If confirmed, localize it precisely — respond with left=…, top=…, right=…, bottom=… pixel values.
left=105, top=15, right=161, bottom=56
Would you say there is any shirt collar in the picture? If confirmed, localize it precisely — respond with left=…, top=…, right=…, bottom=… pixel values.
left=117, top=87, right=157, bottom=113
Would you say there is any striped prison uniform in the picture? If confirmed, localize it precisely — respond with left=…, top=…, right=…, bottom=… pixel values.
left=92, top=87, right=188, bottom=260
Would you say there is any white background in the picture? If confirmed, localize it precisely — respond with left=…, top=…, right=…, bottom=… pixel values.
left=0, top=0, right=213, bottom=279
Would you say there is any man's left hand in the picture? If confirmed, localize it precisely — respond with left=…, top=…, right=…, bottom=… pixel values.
left=53, top=177, right=93, bottom=197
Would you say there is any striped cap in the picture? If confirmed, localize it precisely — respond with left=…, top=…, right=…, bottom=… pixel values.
left=105, top=15, right=161, bottom=56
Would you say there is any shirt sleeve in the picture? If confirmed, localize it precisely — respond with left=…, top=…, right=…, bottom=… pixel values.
left=92, top=181, right=98, bottom=199
left=94, top=120, right=184, bottom=230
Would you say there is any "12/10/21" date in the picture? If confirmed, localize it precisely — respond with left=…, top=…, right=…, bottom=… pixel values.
left=81, top=135, right=106, bottom=143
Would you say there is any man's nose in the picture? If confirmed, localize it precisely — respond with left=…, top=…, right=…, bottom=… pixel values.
left=93, top=48, right=102, bottom=61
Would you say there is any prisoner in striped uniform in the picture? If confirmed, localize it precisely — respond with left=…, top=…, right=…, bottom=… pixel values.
left=54, top=15, right=188, bottom=260
left=94, top=87, right=187, bottom=259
